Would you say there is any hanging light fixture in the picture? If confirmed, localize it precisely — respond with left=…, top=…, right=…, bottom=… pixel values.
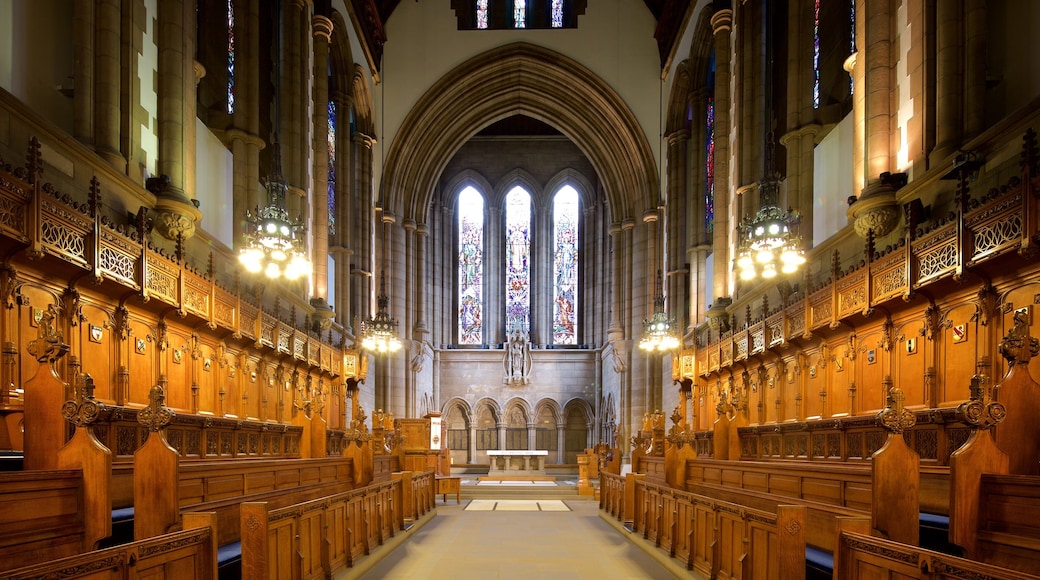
left=238, top=140, right=311, bottom=280
left=639, top=270, right=680, bottom=352
left=360, top=217, right=402, bottom=354
left=734, top=176, right=805, bottom=281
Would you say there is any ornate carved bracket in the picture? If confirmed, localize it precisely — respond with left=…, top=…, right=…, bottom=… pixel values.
left=956, top=368, right=1006, bottom=430
left=62, top=373, right=106, bottom=426
left=138, top=382, right=175, bottom=432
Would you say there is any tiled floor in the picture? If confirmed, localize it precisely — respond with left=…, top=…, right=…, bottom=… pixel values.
left=351, top=500, right=681, bottom=579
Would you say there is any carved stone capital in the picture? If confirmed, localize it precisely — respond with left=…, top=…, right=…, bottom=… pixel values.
left=848, top=183, right=900, bottom=239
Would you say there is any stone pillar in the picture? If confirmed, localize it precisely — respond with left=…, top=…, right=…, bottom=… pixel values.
left=352, top=133, right=376, bottom=327
left=73, top=0, right=95, bottom=146
left=497, top=422, right=506, bottom=451
left=332, top=90, right=354, bottom=335
left=527, top=424, right=535, bottom=451
left=487, top=205, right=503, bottom=343
left=468, top=423, right=476, bottom=464
left=154, top=0, right=201, bottom=240
left=414, top=224, right=429, bottom=337
left=310, top=14, right=334, bottom=328
left=710, top=9, right=733, bottom=304
left=95, top=0, right=124, bottom=171
left=228, top=0, right=262, bottom=233
left=847, top=0, right=900, bottom=239
left=402, top=217, right=416, bottom=416
left=964, top=0, right=987, bottom=140
left=665, top=130, right=689, bottom=335
left=557, top=424, right=565, bottom=464
left=931, top=0, right=964, bottom=163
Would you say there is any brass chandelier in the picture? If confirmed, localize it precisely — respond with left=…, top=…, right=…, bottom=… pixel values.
left=639, top=270, right=680, bottom=353
left=238, top=144, right=310, bottom=280
left=735, top=177, right=805, bottom=281
left=360, top=218, right=402, bottom=354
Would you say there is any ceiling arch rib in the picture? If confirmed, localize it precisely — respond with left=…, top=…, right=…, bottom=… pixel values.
left=382, top=42, right=658, bottom=225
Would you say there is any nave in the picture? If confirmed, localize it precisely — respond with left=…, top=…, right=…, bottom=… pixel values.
left=354, top=492, right=676, bottom=580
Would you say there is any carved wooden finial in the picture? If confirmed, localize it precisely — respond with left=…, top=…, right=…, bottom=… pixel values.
left=138, top=383, right=175, bottom=432
left=999, top=310, right=1040, bottom=366
left=26, top=137, right=42, bottom=185
left=957, top=369, right=1006, bottom=430
left=62, top=373, right=105, bottom=426
left=877, top=377, right=916, bottom=434
left=88, top=177, right=101, bottom=219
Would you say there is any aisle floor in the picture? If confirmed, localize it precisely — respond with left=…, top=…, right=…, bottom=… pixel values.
left=351, top=499, right=681, bottom=579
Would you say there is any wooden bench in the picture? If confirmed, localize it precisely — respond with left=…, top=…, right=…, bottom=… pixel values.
left=0, top=512, right=218, bottom=579
left=0, top=470, right=86, bottom=573
left=975, top=474, right=1040, bottom=574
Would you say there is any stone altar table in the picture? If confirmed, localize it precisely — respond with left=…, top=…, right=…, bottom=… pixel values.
left=486, top=450, right=549, bottom=476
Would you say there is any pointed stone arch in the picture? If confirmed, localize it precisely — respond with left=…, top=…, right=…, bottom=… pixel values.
left=351, top=65, right=375, bottom=138
left=492, top=169, right=542, bottom=210
left=383, top=42, right=658, bottom=225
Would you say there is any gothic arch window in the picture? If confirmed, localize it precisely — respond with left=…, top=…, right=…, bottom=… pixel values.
left=513, top=0, right=527, bottom=28
left=552, top=185, right=579, bottom=345
left=458, top=186, right=486, bottom=345
left=505, top=186, right=532, bottom=332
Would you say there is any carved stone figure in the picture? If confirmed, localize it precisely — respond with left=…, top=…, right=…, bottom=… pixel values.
left=503, top=328, right=531, bottom=385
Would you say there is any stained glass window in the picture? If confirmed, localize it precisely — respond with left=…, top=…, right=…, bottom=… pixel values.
left=706, top=97, right=715, bottom=236
left=552, top=186, right=579, bottom=344
left=813, top=0, right=820, bottom=109
left=505, top=187, right=531, bottom=332
left=327, top=100, right=336, bottom=237
left=551, top=0, right=564, bottom=28
left=513, top=0, right=526, bottom=28
left=476, top=0, right=489, bottom=29
left=226, top=0, right=234, bottom=114
left=850, top=0, right=856, bottom=95
left=458, top=187, right=484, bottom=344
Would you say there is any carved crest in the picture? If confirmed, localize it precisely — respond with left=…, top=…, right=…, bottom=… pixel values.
left=998, top=309, right=1039, bottom=365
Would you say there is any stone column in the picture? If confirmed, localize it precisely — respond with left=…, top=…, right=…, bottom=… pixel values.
left=847, top=0, right=901, bottom=240
left=607, top=222, right=624, bottom=342
left=414, top=224, right=430, bottom=337
left=94, top=0, right=124, bottom=171
left=154, top=0, right=201, bottom=240
left=332, top=90, right=354, bottom=335
left=468, top=423, right=476, bottom=464
left=402, top=217, right=416, bottom=416
left=352, top=133, right=376, bottom=327
left=964, top=0, right=987, bottom=140
left=497, top=422, right=506, bottom=451
left=710, top=9, right=734, bottom=306
left=228, top=0, right=263, bottom=231
left=557, top=424, right=565, bottom=464
left=931, top=0, right=964, bottom=163
left=486, top=205, right=503, bottom=343
left=310, top=14, right=334, bottom=328
left=527, top=424, right=535, bottom=452
left=73, top=0, right=94, bottom=146
left=665, top=130, right=689, bottom=335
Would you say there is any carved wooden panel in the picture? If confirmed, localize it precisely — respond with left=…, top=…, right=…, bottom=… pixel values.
left=913, top=224, right=958, bottom=287
left=146, top=254, right=180, bottom=305
left=966, top=189, right=1024, bottom=265
left=182, top=272, right=210, bottom=319
left=837, top=272, right=868, bottom=319
left=99, top=227, right=141, bottom=289
left=871, top=249, right=909, bottom=304
left=809, top=288, right=832, bottom=329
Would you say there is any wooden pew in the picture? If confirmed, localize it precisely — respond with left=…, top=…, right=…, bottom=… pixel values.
left=835, top=530, right=1040, bottom=580
left=0, top=470, right=85, bottom=573
left=1, top=512, right=218, bottom=580
left=632, top=478, right=806, bottom=579
left=975, top=474, right=1040, bottom=574
left=241, top=477, right=414, bottom=578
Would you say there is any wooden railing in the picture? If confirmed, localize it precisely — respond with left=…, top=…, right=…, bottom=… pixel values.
left=836, top=530, right=1040, bottom=580
left=600, top=471, right=807, bottom=579
left=240, top=474, right=435, bottom=579
left=1, top=513, right=218, bottom=579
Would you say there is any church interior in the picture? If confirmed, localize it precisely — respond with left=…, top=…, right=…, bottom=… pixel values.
left=1, top=0, right=1040, bottom=577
